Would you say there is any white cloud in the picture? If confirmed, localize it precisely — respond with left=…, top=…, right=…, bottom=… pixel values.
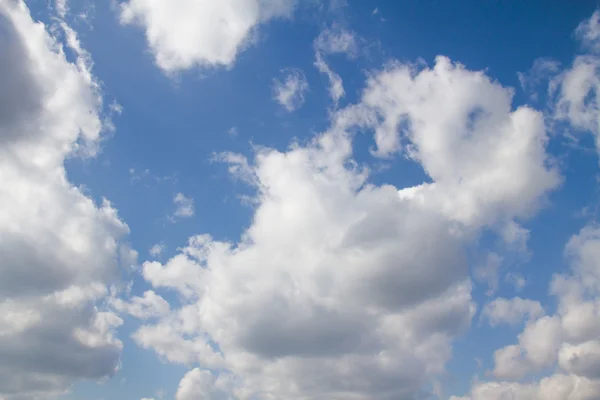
left=109, top=290, right=170, bottom=320
left=0, top=1, right=131, bottom=398
left=132, top=54, right=559, bottom=399
left=176, top=369, right=234, bottom=400
left=482, top=297, right=544, bottom=327
left=55, top=0, right=68, bottom=18
left=172, top=193, right=195, bottom=219
left=118, top=0, right=297, bottom=72
left=314, top=25, right=358, bottom=57
left=451, top=374, right=600, bottom=400
left=314, top=27, right=358, bottom=106
left=551, top=11, right=600, bottom=156
left=272, top=68, right=309, bottom=112
left=227, top=126, right=239, bottom=137
left=576, top=10, right=600, bottom=54
left=518, top=58, right=560, bottom=99
left=315, top=53, right=345, bottom=105
left=149, top=243, right=165, bottom=257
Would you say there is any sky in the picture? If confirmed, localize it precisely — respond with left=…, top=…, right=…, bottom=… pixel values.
left=3, top=0, right=600, bottom=399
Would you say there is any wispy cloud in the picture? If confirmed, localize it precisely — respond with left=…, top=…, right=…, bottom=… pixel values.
left=272, top=68, right=309, bottom=112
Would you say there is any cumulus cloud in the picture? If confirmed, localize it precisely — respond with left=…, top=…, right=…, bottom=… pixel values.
left=364, top=56, right=560, bottom=225
left=118, top=0, right=297, bottom=72
left=0, top=1, right=131, bottom=398
left=272, top=68, right=309, bottom=112
left=131, top=53, right=559, bottom=399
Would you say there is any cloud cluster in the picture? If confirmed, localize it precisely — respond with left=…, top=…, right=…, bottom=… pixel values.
left=130, top=53, right=559, bottom=399
left=118, top=0, right=297, bottom=72
left=456, top=226, right=600, bottom=400
left=0, top=1, right=132, bottom=399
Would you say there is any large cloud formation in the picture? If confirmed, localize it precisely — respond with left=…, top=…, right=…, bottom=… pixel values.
left=0, top=1, right=132, bottom=398
left=125, top=54, right=560, bottom=399
left=118, top=0, right=297, bottom=72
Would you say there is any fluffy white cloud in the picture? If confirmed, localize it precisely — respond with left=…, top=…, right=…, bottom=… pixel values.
left=176, top=369, right=234, bottom=400
left=365, top=56, right=560, bottom=228
left=0, top=1, right=131, bottom=398
left=482, top=297, right=544, bottom=327
left=118, top=0, right=297, bottom=72
left=272, top=68, right=309, bottom=112
left=131, top=53, right=560, bottom=399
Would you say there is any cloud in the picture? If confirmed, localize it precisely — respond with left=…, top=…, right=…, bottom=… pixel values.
left=172, top=193, right=195, bottom=219
left=314, top=53, right=345, bottom=105
left=473, top=253, right=503, bottom=296
left=314, top=25, right=358, bottom=57
left=482, top=297, right=545, bottom=327
left=550, top=10, right=600, bottom=156
left=149, top=243, right=165, bottom=257
left=272, top=68, right=309, bottom=112
left=176, top=369, right=234, bottom=400
left=131, top=54, right=559, bottom=399
left=517, top=57, right=560, bottom=100
left=118, top=0, right=297, bottom=72
left=54, top=0, right=68, bottom=18
left=576, top=10, right=600, bottom=54
left=450, top=374, right=600, bottom=400
left=455, top=14, right=600, bottom=395
left=109, top=290, right=170, bottom=320
left=364, top=56, right=560, bottom=226
left=0, top=1, right=131, bottom=398
left=459, top=224, right=600, bottom=397
left=314, top=27, right=358, bottom=106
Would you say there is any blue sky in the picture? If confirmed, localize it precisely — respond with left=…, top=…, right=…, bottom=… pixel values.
left=3, top=0, right=600, bottom=399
